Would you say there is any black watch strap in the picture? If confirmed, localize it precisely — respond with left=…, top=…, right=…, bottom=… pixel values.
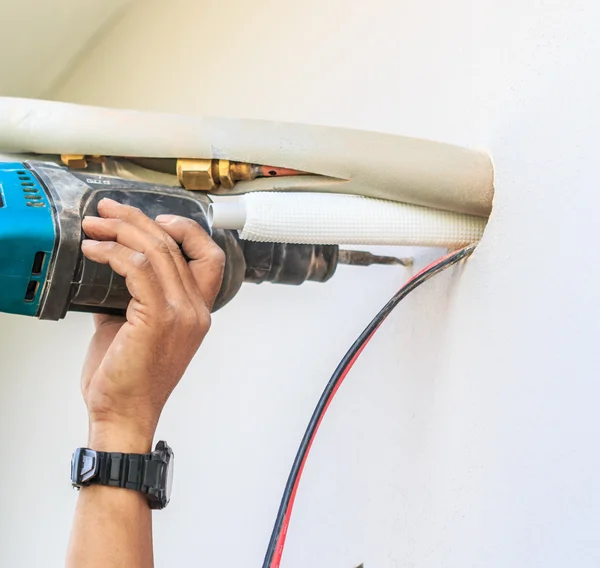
left=91, top=451, right=150, bottom=491
left=71, top=441, right=173, bottom=510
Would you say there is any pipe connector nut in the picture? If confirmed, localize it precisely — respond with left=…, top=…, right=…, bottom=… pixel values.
left=218, top=159, right=235, bottom=190
left=177, top=158, right=218, bottom=191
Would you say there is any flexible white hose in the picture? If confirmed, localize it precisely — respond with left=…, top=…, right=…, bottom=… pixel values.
left=210, top=193, right=486, bottom=247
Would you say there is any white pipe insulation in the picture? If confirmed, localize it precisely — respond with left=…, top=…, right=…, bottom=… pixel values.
left=210, top=193, right=486, bottom=247
left=0, top=97, right=494, bottom=217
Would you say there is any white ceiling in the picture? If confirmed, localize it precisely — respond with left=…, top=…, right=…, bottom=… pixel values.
left=0, top=0, right=131, bottom=98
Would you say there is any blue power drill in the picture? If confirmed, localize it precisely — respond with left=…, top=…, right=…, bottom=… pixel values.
left=0, top=159, right=343, bottom=320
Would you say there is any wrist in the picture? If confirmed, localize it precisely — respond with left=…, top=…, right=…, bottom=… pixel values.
left=88, top=421, right=155, bottom=453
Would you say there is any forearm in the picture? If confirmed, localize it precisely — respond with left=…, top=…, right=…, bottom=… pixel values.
left=67, top=204, right=224, bottom=567
left=66, top=428, right=154, bottom=568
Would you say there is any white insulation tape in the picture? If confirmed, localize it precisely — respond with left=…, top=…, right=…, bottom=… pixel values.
left=212, top=192, right=486, bottom=247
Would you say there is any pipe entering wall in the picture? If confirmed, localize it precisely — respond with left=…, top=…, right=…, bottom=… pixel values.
left=0, top=97, right=494, bottom=217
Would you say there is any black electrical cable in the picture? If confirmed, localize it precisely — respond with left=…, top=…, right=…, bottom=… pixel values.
left=262, top=243, right=477, bottom=568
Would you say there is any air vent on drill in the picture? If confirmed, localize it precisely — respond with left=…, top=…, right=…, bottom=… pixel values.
left=31, top=252, right=45, bottom=276
left=17, top=170, right=45, bottom=207
left=24, top=280, right=39, bottom=302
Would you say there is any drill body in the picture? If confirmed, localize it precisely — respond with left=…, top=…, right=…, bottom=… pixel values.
left=0, top=160, right=338, bottom=320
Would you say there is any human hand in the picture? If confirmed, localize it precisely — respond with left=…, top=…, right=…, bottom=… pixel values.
left=79, top=199, right=225, bottom=452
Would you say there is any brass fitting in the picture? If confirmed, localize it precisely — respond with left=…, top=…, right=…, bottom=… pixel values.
left=177, top=158, right=218, bottom=191
left=60, top=154, right=106, bottom=169
left=217, top=159, right=235, bottom=190
left=61, top=154, right=88, bottom=169
left=177, top=158, right=259, bottom=191
left=228, top=161, right=254, bottom=184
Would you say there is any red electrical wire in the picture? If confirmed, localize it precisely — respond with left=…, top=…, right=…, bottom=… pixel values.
left=270, top=330, right=377, bottom=567
left=263, top=244, right=477, bottom=568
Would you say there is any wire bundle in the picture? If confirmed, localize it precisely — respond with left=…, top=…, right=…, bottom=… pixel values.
left=262, top=243, right=477, bottom=568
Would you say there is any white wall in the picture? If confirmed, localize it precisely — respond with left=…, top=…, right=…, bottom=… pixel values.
left=2, top=0, right=600, bottom=566
left=0, top=0, right=131, bottom=98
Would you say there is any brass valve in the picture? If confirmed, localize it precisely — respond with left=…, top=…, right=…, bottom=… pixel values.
left=60, top=155, right=106, bottom=169
left=177, top=159, right=259, bottom=191
left=176, top=158, right=304, bottom=191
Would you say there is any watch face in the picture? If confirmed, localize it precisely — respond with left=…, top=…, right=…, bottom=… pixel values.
left=71, top=448, right=99, bottom=486
left=165, top=451, right=174, bottom=504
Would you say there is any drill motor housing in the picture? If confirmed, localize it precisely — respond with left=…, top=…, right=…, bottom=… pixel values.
left=0, top=160, right=338, bottom=320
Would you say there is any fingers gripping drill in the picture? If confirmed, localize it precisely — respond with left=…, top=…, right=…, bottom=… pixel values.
left=0, top=159, right=403, bottom=320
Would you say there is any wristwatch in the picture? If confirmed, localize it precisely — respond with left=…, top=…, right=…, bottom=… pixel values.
left=71, top=440, right=174, bottom=510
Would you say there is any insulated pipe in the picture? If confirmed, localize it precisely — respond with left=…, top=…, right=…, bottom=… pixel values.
left=0, top=97, right=494, bottom=217
left=210, top=193, right=486, bottom=248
